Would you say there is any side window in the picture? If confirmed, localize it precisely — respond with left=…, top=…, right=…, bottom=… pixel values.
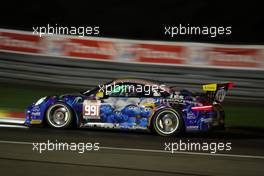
left=107, top=83, right=141, bottom=97
left=108, top=83, right=131, bottom=97
left=108, top=83, right=165, bottom=97
left=106, top=82, right=168, bottom=98
left=136, top=84, right=161, bottom=97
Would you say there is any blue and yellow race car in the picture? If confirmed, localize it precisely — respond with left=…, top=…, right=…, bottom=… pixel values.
left=25, top=78, right=233, bottom=136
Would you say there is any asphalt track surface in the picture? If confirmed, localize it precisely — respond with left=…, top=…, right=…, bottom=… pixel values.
left=0, top=126, right=263, bottom=176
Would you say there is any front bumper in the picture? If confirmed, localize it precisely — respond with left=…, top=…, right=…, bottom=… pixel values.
left=24, top=105, right=44, bottom=126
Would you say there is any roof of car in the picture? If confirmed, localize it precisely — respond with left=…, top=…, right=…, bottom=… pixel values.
left=113, top=78, right=161, bottom=85
left=110, top=78, right=171, bottom=93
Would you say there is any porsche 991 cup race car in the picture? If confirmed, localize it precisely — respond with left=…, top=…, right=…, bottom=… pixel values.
left=25, top=78, right=233, bottom=136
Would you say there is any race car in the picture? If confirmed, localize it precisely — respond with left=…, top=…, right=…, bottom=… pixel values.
left=25, top=78, right=233, bottom=136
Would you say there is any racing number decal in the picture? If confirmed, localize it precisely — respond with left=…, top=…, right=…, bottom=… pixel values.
left=85, top=104, right=99, bottom=116
left=83, top=100, right=101, bottom=119
left=215, top=89, right=226, bottom=102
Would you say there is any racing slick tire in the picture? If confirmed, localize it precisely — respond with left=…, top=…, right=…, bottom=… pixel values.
left=46, top=102, right=73, bottom=129
left=151, top=108, right=184, bottom=136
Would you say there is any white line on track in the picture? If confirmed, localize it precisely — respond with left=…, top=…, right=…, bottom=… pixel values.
left=0, top=118, right=25, bottom=125
left=0, top=140, right=264, bottom=159
left=101, top=146, right=264, bottom=159
left=0, top=124, right=28, bottom=128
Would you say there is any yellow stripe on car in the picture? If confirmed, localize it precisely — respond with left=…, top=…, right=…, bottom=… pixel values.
left=202, top=83, right=217, bottom=91
left=30, top=119, right=42, bottom=124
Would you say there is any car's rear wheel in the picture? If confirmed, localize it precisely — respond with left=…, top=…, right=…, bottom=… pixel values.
left=152, top=108, right=183, bottom=136
left=46, top=103, right=73, bottom=128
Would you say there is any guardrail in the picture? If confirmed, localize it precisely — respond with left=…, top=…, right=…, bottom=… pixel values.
left=0, top=52, right=263, bottom=103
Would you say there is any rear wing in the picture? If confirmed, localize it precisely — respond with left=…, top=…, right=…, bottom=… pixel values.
left=202, top=82, right=234, bottom=103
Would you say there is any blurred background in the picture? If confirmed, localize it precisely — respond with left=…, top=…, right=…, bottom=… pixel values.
left=0, top=0, right=263, bottom=128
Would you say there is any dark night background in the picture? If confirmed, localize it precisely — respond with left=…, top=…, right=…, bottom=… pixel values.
left=0, top=0, right=263, bottom=44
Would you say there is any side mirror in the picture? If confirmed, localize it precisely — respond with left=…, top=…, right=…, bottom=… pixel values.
left=153, top=91, right=161, bottom=97
left=96, top=91, right=104, bottom=98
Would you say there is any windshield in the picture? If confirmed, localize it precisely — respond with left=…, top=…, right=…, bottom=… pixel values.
left=80, top=86, right=100, bottom=96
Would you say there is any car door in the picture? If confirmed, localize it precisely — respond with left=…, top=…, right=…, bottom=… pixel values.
left=81, top=82, right=139, bottom=127
left=99, top=82, right=141, bottom=126
left=100, top=82, right=162, bottom=128
left=82, top=82, right=162, bottom=129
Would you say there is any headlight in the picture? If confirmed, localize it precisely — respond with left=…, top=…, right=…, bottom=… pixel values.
left=35, top=97, right=47, bottom=105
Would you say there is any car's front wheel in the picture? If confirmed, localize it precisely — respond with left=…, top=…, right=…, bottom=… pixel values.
left=46, top=102, right=73, bottom=128
left=152, top=108, right=184, bottom=136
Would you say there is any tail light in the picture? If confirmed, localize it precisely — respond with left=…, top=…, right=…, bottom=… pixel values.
left=191, top=105, right=213, bottom=111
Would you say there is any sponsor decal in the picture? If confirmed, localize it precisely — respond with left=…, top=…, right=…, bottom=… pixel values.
left=203, top=83, right=217, bottom=91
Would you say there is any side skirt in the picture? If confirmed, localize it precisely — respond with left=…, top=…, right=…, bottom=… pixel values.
left=80, top=122, right=148, bottom=130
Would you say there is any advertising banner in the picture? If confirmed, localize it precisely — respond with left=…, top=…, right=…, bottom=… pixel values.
left=0, top=29, right=263, bottom=70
